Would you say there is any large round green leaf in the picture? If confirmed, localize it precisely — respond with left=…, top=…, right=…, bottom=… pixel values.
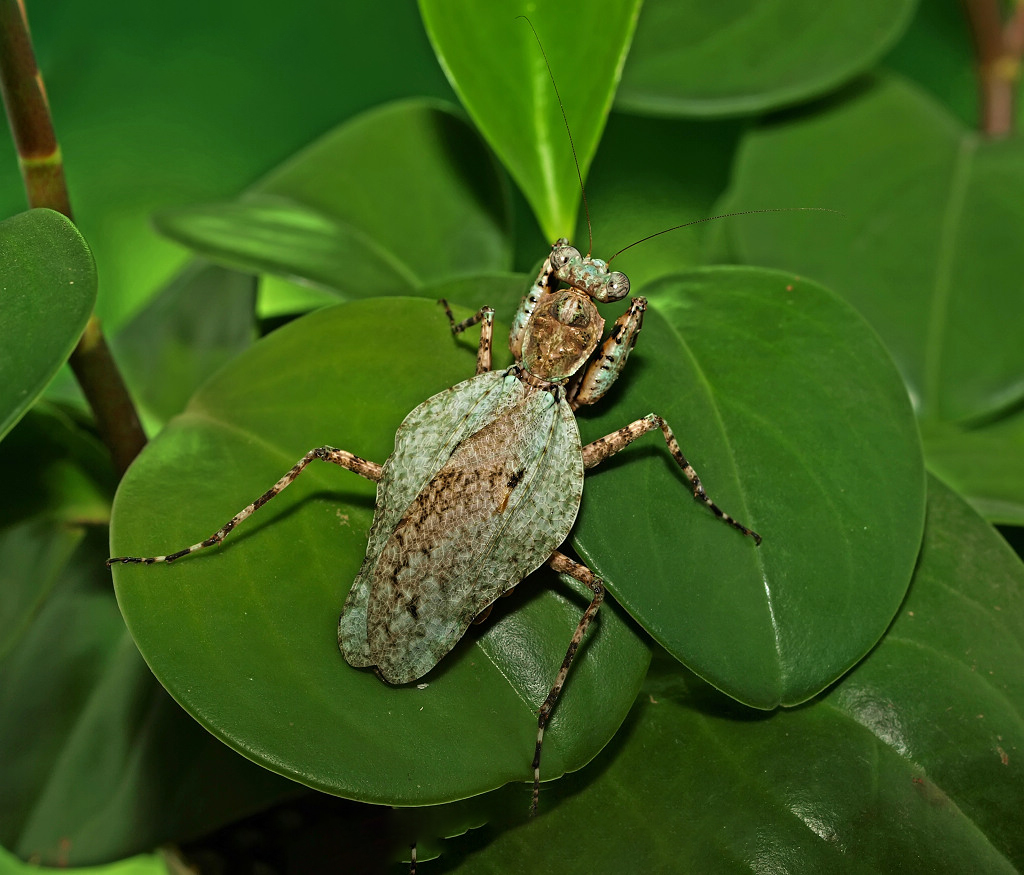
left=434, top=480, right=1024, bottom=872
left=720, top=74, right=1024, bottom=425
left=0, top=209, right=97, bottom=442
left=419, top=0, right=642, bottom=241
left=617, top=0, right=916, bottom=117
left=153, top=101, right=512, bottom=297
left=109, top=298, right=650, bottom=805
left=574, top=267, right=925, bottom=708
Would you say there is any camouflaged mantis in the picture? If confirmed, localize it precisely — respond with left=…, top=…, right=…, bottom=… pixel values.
left=108, top=240, right=761, bottom=811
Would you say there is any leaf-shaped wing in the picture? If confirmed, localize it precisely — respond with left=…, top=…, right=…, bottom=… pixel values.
left=339, top=370, right=583, bottom=683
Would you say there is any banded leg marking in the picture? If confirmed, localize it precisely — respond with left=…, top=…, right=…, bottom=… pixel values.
left=439, top=299, right=494, bottom=375
left=582, top=415, right=762, bottom=544
left=532, top=550, right=605, bottom=815
left=568, top=296, right=646, bottom=410
left=106, top=447, right=382, bottom=566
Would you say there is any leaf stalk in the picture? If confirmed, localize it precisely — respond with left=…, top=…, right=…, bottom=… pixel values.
left=0, top=0, right=145, bottom=475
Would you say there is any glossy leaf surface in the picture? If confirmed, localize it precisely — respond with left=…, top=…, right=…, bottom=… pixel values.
left=0, top=210, right=96, bottom=442
left=437, top=480, right=1023, bottom=872
left=618, top=0, right=916, bottom=117
left=110, top=298, right=650, bottom=805
left=154, top=101, right=511, bottom=296
left=419, top=0, right=642, bottom=241
left=721, top=74, right=1024, bottom=425
left=575, top=268, right=925, bottom=707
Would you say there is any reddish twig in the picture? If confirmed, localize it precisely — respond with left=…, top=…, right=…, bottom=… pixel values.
left=961, top=0, right=1024, bottom=137
left=0, top=0, right=145, bottom=475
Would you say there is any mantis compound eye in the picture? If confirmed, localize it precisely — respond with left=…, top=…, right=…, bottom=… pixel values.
left=598, top=271, right=630, bottom=303
left=550, top=244, right=580, bottom=272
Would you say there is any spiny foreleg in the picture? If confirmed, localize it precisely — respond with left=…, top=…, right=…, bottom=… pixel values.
left=509, top=238, right=567, bottom=359
left=567, top=296, right=646, bottom=410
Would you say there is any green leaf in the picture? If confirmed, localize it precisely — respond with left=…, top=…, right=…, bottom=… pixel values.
left=256, top=274, right=352, bottom=321
left=0, top=404, right=114, bottom=530
left=155, top=196, right=418, bottom=297
left=111, top=261, right=257, bottom=429
left=109, top=298, right=650, bottom=806
left=575, top=267, right=925, bottom=708
left=0, top=210, right=97, bottom=442
left=617, top=0, right=917, bottom=117
left=0, top=523, right=297, bottom=866
left=419, top=0, right=642, bottom=241
left=435, top=479, right=1023, bottom=872
left=883, top=0, right=980, bottom=130
left=418, top=272, right=529, bottom=317
left=154, top=101, right=511, bottom=297
left=719, top=74, right=1024, bottom=425
left=581, top=113, right=745, bottom=289
left=0, top=844, right=172, bottom=875
left=921, top=414, right=1024, bottom=525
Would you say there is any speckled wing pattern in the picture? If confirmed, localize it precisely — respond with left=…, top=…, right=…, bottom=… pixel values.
left=338, top=369, right=584, bottom=684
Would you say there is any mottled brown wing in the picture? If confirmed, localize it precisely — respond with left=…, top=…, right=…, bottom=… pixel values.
left=365, top=384, right=582, bottom=684
left=338, top=370, right=522, bottom=668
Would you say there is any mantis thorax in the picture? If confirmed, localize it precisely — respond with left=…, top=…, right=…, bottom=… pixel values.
left=519, top=242, right=631, bottom=384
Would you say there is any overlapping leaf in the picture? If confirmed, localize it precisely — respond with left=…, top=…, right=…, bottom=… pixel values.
left=0, top=522, right=296, bottom=866
left=0, top=1, right=452, bottom=328
left=111, top=262, right=257, bottom=429
left=0, top=404, right=114, bottom=530
left=0, top=844, right=171, bottom=875
left=434, top=479, right=1024, bottom=873
left=617, top=0, right=917, bottom=117
left=921, top=414, right=1024, bottom=525
left=575, top=268, right=925, bottom=708
left=719, top=74, right=1024, bottom=426
left=154, top=101, right=512, bottom=298
left=578, top=113, right=745, bottom=291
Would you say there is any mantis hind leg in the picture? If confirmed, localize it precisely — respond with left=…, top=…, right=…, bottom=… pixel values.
left=531, top=549, right=605, bottom=815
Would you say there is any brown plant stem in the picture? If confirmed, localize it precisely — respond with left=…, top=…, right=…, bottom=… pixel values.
left=0, top=0, right=145, bottom=475
left=961, top=0, right=1024, bottom=137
